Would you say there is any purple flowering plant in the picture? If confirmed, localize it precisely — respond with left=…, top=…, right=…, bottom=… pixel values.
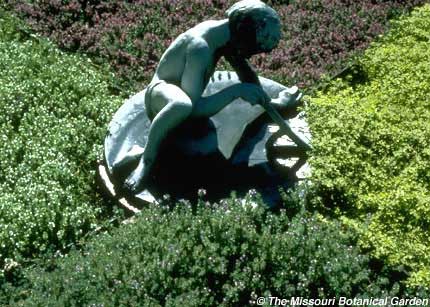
left=11, top=0, right=428, bottom=94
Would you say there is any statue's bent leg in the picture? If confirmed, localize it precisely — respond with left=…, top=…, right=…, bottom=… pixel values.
left=124, top=83, right=193, bottom=192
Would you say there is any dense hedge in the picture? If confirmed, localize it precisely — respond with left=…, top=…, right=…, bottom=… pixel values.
left=0, top=11, right=122, bottom=281
left=5, top=193, right=427, bottom=306
left=307, top=4, right=430, bottom=287
left=11, top=0, right=427, bottom=95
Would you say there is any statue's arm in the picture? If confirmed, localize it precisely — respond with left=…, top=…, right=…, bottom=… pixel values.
left=225, top=55, right=261, bottom=85
left=181, top=41, right=269, bottom=118
left=226, top=54, right=302, bottom=111
left=226, top=54, right=309, bottom=149
left=180, top=41, right=211, bottom=103
left=225, top=54, right=271, bottom=105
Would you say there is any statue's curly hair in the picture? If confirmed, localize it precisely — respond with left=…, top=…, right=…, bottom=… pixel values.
left=226, top=0, right=280, bottom=53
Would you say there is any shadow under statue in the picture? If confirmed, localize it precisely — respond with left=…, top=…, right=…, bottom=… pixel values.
left=101, top=71, right=310, bottom=209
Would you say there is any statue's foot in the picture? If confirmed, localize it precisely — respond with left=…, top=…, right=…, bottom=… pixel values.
left=122, top=159, right=150, bottom=194
left=112, top=145, right=145, bottom=178
left=123, top=176, right=145, bottom=194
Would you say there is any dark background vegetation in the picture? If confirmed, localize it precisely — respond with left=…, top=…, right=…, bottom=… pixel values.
left=10, top=0, right=427, bottom=95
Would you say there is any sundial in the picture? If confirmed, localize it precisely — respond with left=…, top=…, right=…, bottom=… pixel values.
left=98, top=71, right=311, bottom=212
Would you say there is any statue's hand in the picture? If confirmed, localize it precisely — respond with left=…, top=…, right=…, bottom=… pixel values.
left=272, top=86, right=303, bottom=110
left=236, top=83, right=271, bottom=106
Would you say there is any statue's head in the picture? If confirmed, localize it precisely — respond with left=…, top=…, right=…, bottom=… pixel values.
left=226, top=0, right=281, bottom=57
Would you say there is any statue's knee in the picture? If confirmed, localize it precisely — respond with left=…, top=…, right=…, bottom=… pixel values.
left=172, top=100, right=193, bottom=119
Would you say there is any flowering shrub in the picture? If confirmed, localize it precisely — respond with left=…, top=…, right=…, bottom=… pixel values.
left=11, top=0, right=428, bottom=95
left=307, top=4, right=430, bottom=287
left=5, top=195, right=427, bottom=306
left=0, top=12, right=122, bottom=282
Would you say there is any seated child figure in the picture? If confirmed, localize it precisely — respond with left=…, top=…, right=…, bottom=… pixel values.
left=117, top=0, right=289, bottom=192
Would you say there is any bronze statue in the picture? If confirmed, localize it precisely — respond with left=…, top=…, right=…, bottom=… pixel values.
left=104, top=0, right=310, bottom=199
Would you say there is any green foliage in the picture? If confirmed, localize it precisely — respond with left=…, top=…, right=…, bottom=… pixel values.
left=1, top=2, right=429, bottom=303
left=0, top=11, right=122, bottom=281
left=307, top=4, right=430, bottom=287
left=6, top=193, right=420, bottom=306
